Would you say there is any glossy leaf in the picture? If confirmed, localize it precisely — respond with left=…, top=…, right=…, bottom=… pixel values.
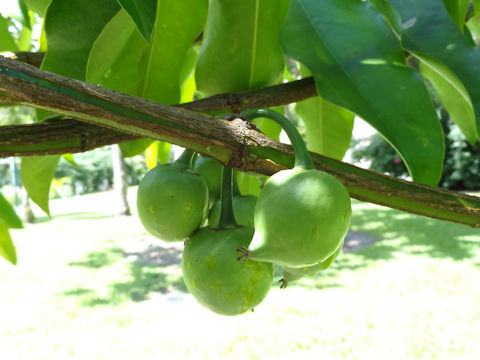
left=0, top=16, right=19, bottom=52
left=416, top=52, right=478, bottom=144
left=62, top=153, right=76, bottom=166
left=145, top=141, right=171, bottom=169
left=390, top=0, right=480, bottom=134
left=23, top=0, right=51, bottom=16
left=42, top=0, right=120, bottom=80
left=18, top=0, right=32, bottom=30
left=442, top=0, right=470, bottom=31
left=117, top=0, right=157, bottom=42
left=20, top=155, right=60, bottom=216
left=0, top=222, right=17, bottom=265
left=295, top=96, right=354, bottom=161
left=195, top=0, right=286, bottom=96
left=120, top=138, right=153, bottom=157
left=38, top=0, right=120, bottom=120
left=88, top=1, right=207, bottom=105
left=236, top=171, right=264, bottom=197
left=280, top=0, right=444, bottom=185
left=0, top=193, right=23, bottom=229
left=367, top=0, right=402, bottom=37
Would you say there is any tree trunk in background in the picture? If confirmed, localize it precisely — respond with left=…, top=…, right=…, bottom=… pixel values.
left=22, top=191, right=35, bottom=224
left=111, top=144, right=131, bottom=216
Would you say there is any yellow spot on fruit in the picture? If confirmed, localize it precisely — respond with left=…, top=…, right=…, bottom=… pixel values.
left=149, top=205, right=156, bottom=213
left=210, top=280, right=219, bottom=291
left=192, top=280, right=198, bottom=289
left=168, top=192, right=174, bottom=198
left=206, top=256, right=215, bottom=270
left=184, top=204, right=192, bottom=214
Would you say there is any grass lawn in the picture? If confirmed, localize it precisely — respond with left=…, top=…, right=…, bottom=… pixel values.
left=0, top=188, right=479, bottom=359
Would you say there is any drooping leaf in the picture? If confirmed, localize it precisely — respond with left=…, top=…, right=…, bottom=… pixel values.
left=280, top=0, right=444, bottom=185
left=0, top=222, right=17, bottom=265
left=117, top=0, right=157, bottom=42
left=145, top=141, right=171, bottom=169
left=367, top=0, right=402, bottom=37
left=195, top=0, right=286, bottom=97
left=18, top=0, right=32, bottom=30
left=0, top=193, right=23, bottom=229
left=416, top=52, right=478, bottom=144
left=87, top=1, right=207, bottom=105
left=23, top=0, right=52, bottom=17
left=442, top=0, right=470, bottom=32
left=20, top=155, right=60, bottom=216
left=390, top=0, right=480, bottom=135
left=295, top=96, right=354, bottom=161
left=62, top=153, right=76, bottom=166
left=120, top=138, right=154, bottom=157
left=42, top=0, right=120, bottom=81
left=0, top=16, right=19, bottom=52
left=38, top=0, right=120, bottom=120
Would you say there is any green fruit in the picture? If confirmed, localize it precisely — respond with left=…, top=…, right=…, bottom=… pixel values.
left=195, top=156, right=223, bottom=202
left=181, top=226, right=273, bottom=315
left=280, top=238, right=344, bottom=288
left=246, top=168, right=351, bottom=267
left=208, top=195, right=257, bottom=227
left=137, top=163, right=208, bottom=242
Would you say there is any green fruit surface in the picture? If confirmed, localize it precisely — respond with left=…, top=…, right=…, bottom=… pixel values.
left=181, top=227, right=273, bottom=316
left=137, top=164, right=208, bottom=242
left=208, top=195, right=257, bottom=227
left=282, top=238, right=344, bottom=284
left=194, top=156, right=223, bottom=203
left=249, top=168, right=351, bottom=267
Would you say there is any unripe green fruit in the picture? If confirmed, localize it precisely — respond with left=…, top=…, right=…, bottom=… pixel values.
left=280, top=238, right=344, bottom=288
left=182, top=226, right=273, bottom=315
left=194, top=156, right=223, bottom=203
left=248, top=168, right=351, bottom=267
left=137, top=164, right=209, bottom=242
left=208, top=195, right=257, bottom=227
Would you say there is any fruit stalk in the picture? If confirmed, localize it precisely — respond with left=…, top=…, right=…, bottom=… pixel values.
left=218, top=166, right=238, bottom=228
left=174, top=149, right=196, bottom=169
left=241, top=108, right=314, bottom=170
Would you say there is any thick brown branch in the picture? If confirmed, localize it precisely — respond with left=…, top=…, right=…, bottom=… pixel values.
left=0, top=56, right=480, bottom=228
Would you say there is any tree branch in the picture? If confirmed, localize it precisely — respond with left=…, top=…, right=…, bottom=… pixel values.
left=1, top=56, right=480, bottom=228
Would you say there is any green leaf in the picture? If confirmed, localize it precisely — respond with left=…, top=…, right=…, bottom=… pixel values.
left=442, top=0, right=470, bottom=32
left=18, top=0, right=32, bottom=30
left=467, top=16, right=480, bottom=40
left=195, top=0, right=286, bottom=96
left=120, top=138, right=154, bottom=157
left=416, top=52, right=478, bottom=144
left=42, top=0, right=120, bottom=81
left=236, top=171, right=265, bottom=197
left=23, top=0, right=52, bottom=17
left=475, top=0, right=480, bottom=17
left=280, top=0, right=445, bottom=185
left=145, top=141, right=171, bottom=169
left=38, top=0, right=120, bottom=121
left=0, top=16, right=19, bottom=52
left=367, top=0, right=402, bottom=37
left=117, top=0, right=157, bottom=42
left=0, top=222, right=17, bottom=265
left=390, top=0, right=480, bottom=135
left=62, top=153, right=76, bottom=166
left=295, top=96, right=354, bottom=161
left=88, top=1, right=207, bottom=105
left=20, top=155, right=60, bottom=216
left=0, top=192, right=23, bottom=229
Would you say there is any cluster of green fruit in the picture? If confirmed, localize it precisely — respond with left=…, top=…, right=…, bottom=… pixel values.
left=136, top=109, right=352, bottom=316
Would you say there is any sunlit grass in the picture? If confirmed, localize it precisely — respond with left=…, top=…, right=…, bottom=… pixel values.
left=0, top=189, right=479, bottom=359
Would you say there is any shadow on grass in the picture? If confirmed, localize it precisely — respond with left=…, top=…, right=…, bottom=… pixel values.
left=63, top=244, right=187, bottom=306
left=349, top=206, right=480, bottom=262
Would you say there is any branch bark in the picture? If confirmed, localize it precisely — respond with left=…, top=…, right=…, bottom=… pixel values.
left=1, top=56, right=480, bottom=227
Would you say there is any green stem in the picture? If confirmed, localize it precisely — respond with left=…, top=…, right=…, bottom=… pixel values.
left=241, top=109, right=314, bottom=170
left=174, top=149, right=195, bottom=169
left=218, top=166, right=238, bottom=228
left=232, top=170, right=241, bottom=197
